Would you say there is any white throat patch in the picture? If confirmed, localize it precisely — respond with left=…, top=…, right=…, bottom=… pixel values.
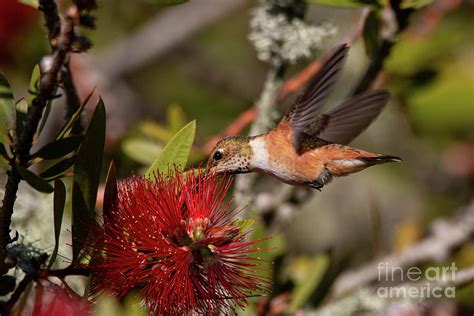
left=249, top=138, right=268, bottom=169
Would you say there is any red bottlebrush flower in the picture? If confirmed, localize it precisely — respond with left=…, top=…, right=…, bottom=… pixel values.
left=11, top=279, right=90, bottom=316
left=86, top=170, right=268, bottom=315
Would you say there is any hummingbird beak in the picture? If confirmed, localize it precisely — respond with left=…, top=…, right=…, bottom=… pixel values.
left=206, top=158, right=217, bottom=175
left=207, top=166, right=217, bottom=175
left=206, top=159, right=225, bottom=175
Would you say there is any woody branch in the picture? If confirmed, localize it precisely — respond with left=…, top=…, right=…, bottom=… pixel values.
left=0, top=0, right=89, bottom=276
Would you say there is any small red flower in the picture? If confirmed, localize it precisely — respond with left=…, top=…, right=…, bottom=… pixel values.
left=86, top=170, right=268, bottom=315
left=11, top=279, right=90, bottom=316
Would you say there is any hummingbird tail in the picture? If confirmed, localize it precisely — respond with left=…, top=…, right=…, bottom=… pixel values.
left=325, top=154, right=401, bottom=177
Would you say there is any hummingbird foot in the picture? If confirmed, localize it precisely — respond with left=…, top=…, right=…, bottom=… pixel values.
left=308, top=168, right=334, bottom=190
left=308, top=180, right=323, bottom=191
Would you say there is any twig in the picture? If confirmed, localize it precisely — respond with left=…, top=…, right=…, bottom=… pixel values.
left=0, top=0, right=76, bottom=275
left=40, top=0, right=61, bottom=43
left=331, top=202, right=474, bottom=297
left=44, top=0, right=84, bottom=135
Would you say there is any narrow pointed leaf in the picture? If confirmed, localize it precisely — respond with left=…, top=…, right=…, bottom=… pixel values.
left=0, top=73, right=16, bottom=145
left=36, top=103, right=52, bottom=139
left=363, top=10, right=381, bottom=58
left=16, top=98, right=28, bottom=138
left=289, top=254, right=330, bottom=312
left=29, top=65, right=40, bottom=102
left=401, top=0, right=433, bottom=8
left=72, top=185, right=88, bottom=260
left=233, top=219, right=255, bottom=236
left=19, top=0, right=39, bottom=8
left=57, top=87, right=95, bottom=139
left=103, top=161, right=117, bottom=222
left=40, top=156, right=76, bottom=179
left=72, top=99, right=106, bottom=260
left=167, top=103, right=186, bottom=133
left=48, top=180, right=66, bottom=268
left=145, top=120, right=195, bottom=179
left=32, top=136, right=83, bottom=160
left=0, top=142, right=8, bottom=160
left=17, top=166, right=54, bottom=193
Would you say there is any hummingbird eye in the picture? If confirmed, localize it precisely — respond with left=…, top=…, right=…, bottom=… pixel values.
left=213, top=150, right=223, bottom=161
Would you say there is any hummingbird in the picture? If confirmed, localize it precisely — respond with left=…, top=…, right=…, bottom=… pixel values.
left=207, top=44, right=401, bottom=190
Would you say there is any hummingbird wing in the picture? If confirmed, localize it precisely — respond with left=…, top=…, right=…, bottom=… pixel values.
left=307, top=90, right=390, bottom=145
left=284, top=43, right=349, bottom=152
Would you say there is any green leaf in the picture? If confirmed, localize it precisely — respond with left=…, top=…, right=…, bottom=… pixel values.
left=145, top=120, right=196, bottom=178
left=36, top=103, right=52, bottom=139
left=401, top=0, right=433, bottom=8
left=0, top=73, right=16, bottom=145
left=40, top=156, right=76, bottom=179
left=15, top=98, right=28, bottom=138
left=306, top=0, right=378, bottom=8
left=17, top=166, right=54, bottom=193
left=103, top=161, right=117, bottom=222
left=95, top=296, right=122, bottom=316
left=15, top=99, right=28, bottom=113
left=121, top=138, right=162, bottom=165
left=72, top=99, right=106, bottom=260
left=48, top=180, right=66, bottom=268
left=289, top=254, right=330, bottom=312
left=249, top=220, right=287, bottom=287
left=29, top=65, right=40, bottom=103
left=57, top=88, right=95, bottom=139
left=0, top=142, right=8, bottom=160
left=167, top=103, right=186, bottom=133
left=32, top=136, right=83, bottom=160
left=143, top=0, right=188, bottom=5
left=124, top=293, right=148, bottom=316
left=363, top=9, right=381, bottom=58
left=139, top=121, right=174, bottom=143
left=18, top=0, right=39, bottom=8
left=183, top=167, right=206, bottom=178
left=233, top=219, right=255, bottom=236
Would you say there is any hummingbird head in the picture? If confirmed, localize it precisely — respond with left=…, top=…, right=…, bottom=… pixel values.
left=207, top=136, right=253, bottom=175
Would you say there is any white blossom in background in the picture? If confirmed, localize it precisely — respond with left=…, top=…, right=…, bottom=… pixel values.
left=249, top=1, right=337, bottom=64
